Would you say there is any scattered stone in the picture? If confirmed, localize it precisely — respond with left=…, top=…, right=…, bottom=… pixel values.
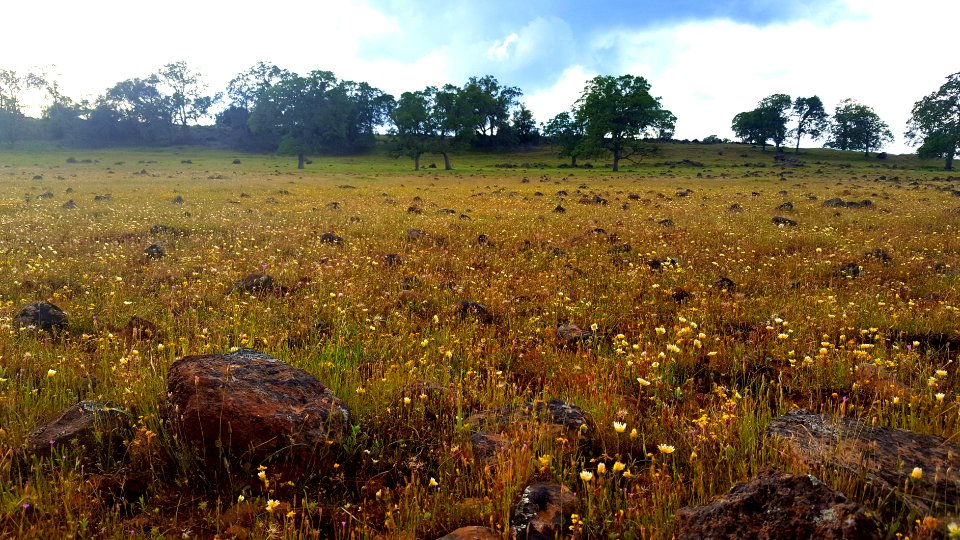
left=469, top=432, right=510, bottom=463
left=714, top=276, right=736, bottom=291
left=658, top=218, right=675, bottom=227
left=172, top=195, right=184, bottom=204
left=123, top=315, right=160, bottom=342
left=455, top=301, right=493, bottom=324
left=865, top=248, right=891, bottom=263
left=406, top=228, right=427, bottom=240
left=94, top=194, right=112, bottom=202
left=671, top=287, right=693, bottom=303
left=648, top=257, right=680, bottom=271
left=39, top=191, right=54, bottom=199
left=234, top=273, right=275, bottom=293
left=166, top=349, right=350, bottom=470
left=327, top=201, right=340, bottom=210
left=727, top=203, right=743, bottom=213
left=469, top=399, right=588, bottom=432
left=144, top=243, right=165, bottom=259
left=407, top=205, right=423, bottom=214
left=553, top=205, right=566, bottom=213
left=149, top=224, right=183, bottom=235
left=511, top=482, right=577, bottom=540
left=838, top=262, right=863, bottom=278
left=824, top=198, right=873, bottom=208
left=62, top=200, right=78, bottom=209
left=675, top=468, right=879, bottom=539
left=385, top=253, right=403, bottom=266
left=436, top=526, right=499, bottom=540
left=556, top=321, right=594, bottom=346
left=14, top=301, right=68, bottom=331
left=25, top=401, right=133, bottom=466
left=776, top=201, right=794, bottom=211
left=772, top=216, right=797, bottom=227
left=767, top=409, right=960, bottom=518
left=476, top=234, right=490, bottom=246
left=320, top=232, right=343, bottom=244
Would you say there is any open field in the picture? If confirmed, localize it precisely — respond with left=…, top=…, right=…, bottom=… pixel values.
left=1, top=143, right=959, bottom=539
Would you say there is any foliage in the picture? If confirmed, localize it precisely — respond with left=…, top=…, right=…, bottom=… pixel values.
left=576, top=74, right=674, bottom=171
left=156, top=61, right=218, bottom=128
left=542, top=111, right=585, bottom=166
left=826, top=99, right=893, bottom=158
left=790, top=96, right=829, bottom=153
left=906, top=72, right=960, bottom=170
left=731, top=94, right=792, bottom=151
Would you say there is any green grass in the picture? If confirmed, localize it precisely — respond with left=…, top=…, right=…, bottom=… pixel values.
left=0, top=140, right=958, bottom=538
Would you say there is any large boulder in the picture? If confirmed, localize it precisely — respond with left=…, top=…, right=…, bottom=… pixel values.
left=25, top=401, right=132, bottom=467
left=675, top=468, right=879, bottom=539
left=511, top=482, right=577, bottom=539
left=14, top=301, right=68, bottom=331
left=167, top=349, right=349, bottom=470
left=767, top=409, right=960, bottom=519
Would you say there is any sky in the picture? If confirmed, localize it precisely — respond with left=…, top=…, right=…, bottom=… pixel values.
left=3, top=0, right=958, bottom=154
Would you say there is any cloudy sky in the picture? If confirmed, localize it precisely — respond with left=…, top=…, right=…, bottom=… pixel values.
left=4, top=0, right=957, bottom=153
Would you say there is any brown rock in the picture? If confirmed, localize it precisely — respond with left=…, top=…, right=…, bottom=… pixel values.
left=436, top=526, right=499, bottom=540
left=469, top=432, right=510, bottom=463
left=167, top=349, right=349, bottom=472
left=556, top=321, right=592, bottom=346
left=467, top=399, right=588, bottom=433
left=456, top=301, right=493, bottom=324
left=14, top=301, right=68, bottom=331
left=26, top=401, right=132, bottom=466
left=511, top=482, right=577, bottom=539
left=234, top=273, right=275, bottom=293
left=675, top=468, right=879, bottom=539
left=767, top=409, right=960, bottom=518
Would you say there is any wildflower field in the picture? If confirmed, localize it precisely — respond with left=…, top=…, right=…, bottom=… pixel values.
left=0, top=143, right=958, bottom=539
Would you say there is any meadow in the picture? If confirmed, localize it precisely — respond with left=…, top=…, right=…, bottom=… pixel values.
left=0, top=142, right=958, bottom=539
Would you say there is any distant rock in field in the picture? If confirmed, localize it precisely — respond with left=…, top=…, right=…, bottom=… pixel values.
left=456, top=301, right=493, bottom=324
left=172, top=195, right=184, bottom=204
left=320, top=232, right=344, bottom=245
left=838, top=262, right=864, bottom=278
left=556, top=322, right=593, bottom=346
left=727, top=203, right=743, bottom=213
left=94, top=194, right=112, bottom=202
left=767, top=409, right=960, bottom=519
left=232, top=159, right=241, bottom=164
left=26, top=401, right=132, bottom=466
left=553, top=205, right=566, bottom=213
left=407, top=205, right=423, bottom=214
left=468, top=399, right=588, bottom=433
left=122, top=315, right=161, bottom=343
left=234, top=273, right=275, bottom=293
left=658, top=218, right=674, bottom=227
left=771, top=216, right=797, bottom=227
left=469, top=432, right=510, bottom=463
left=385, top=253, right=403, bottom=266
left=327, top=201, right=340, bottom=210
left=62, top=200, right=77, bottom=209
left=149, top=224, right=185, bottom=236
left=511, top=482, right=577, bottom=540
left=401, top=275, right=420, bottom=290
left=675, top=468, right=879, bottom=540
left=671, top=287, right=693, bottom=303
left=436, top=526, right=499, bottom=540
left=648, top=257, right=680, bottom=271
left=144, top=243, right=165, bottom=259
left=166, top=349, right=349, bottom=472
left=14, top=301, right=68, bottom=331
left=476, top=233, right=491, bottom=246
left=714, top=276, right=736, bottom=291
left=39, top=191, right=54, bottom=199
left=775, top=201, right=794, bottom=211
left=406, top=228, right=427, bottom=240
left=865, top=248, right=891, bottom=263
left=824, top=197, right=873, bottom=208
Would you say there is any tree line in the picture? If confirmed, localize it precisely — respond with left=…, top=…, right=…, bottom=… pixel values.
left=0, top=62, right=958, bottom=170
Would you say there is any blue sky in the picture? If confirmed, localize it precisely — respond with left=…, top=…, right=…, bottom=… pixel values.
left=4, top=0, right=957, bottom=153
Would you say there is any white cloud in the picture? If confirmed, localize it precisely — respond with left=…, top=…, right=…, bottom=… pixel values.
left=524, top=65, right=596, bottom=124
left=487, top=33, right=519, bottom=61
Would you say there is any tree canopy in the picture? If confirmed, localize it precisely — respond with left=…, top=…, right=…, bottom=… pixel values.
left=826, top=99, right=893, bottom=158
left=731, top=94, right=792, bottom=151
left=906, top=72, right=960, bottom=170
left=790, top=96, right=829, bottom=153
left=575, top=74, right=673, bottom=171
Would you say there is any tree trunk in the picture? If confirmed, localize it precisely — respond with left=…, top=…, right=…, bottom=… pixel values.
left=442, top=152, right=452, bottom=170
left=795, top=132, right=802, bottom=154
left=571, top=155, right=577, bottom=167
left=298, top=151, right=305, bottom=169
left=612, top=153, right=620, bottom=172
left=414, top=152, right=421, bottom=171
left=947, top=149, right=955, bottom=171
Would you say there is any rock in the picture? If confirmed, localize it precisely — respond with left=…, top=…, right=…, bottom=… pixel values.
left=469, top=432, right=509, bottom=463
left=25, top=401, right=132, bottom=466
left=727, top=203, right=743, bottom=213
left=14, top=301, right=68, bottom=331
left=456, top=301, right=493, bottom=324
left=166, top=349, right=349, bottom=470
left=776, top=201, right=794, bottom=211
left=772, top=216, right=797, bottom=227
left=767, top=409, right=960, bottom=518
left=149, top=224, right=184, bottom=236
left=648, top=257, right=680, bottom=271
left=553, top=205, right=566, bottom=213
left=436, top=526, right=499, bottom=540
left=234, top=273, right=275, bottom=293
left=675, top=468, right=879, bottom=539
left=320, top=232, right=343, bottom=245
left=511, top=482, right=577, bottom=540
left=406, top=228, right=427, bottom=240
left=232, top=159, right=241, bottom=165
left=714, top=276, right=736, bottom=291
left=94, top=194, right=112, bottom=202
left=865, top=248, right=891, bottom=263
left=671, top=287, right=693, bottom=303
left=327, top=201, right=340, bottom=210
left=556, top=322, right=593, bottom=346
left=385, top=253, right=403, bottom=266
left=172, top=195, right=184, bottom=204
left=838, top=262, right=863, bottom=278
left=658, top=218, right=675, bottom=227
left=468, top=399, right=587, bottom=432
left=144, top=243, right=165, bottom=259
left=62, top=200, right=77, bottom=209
